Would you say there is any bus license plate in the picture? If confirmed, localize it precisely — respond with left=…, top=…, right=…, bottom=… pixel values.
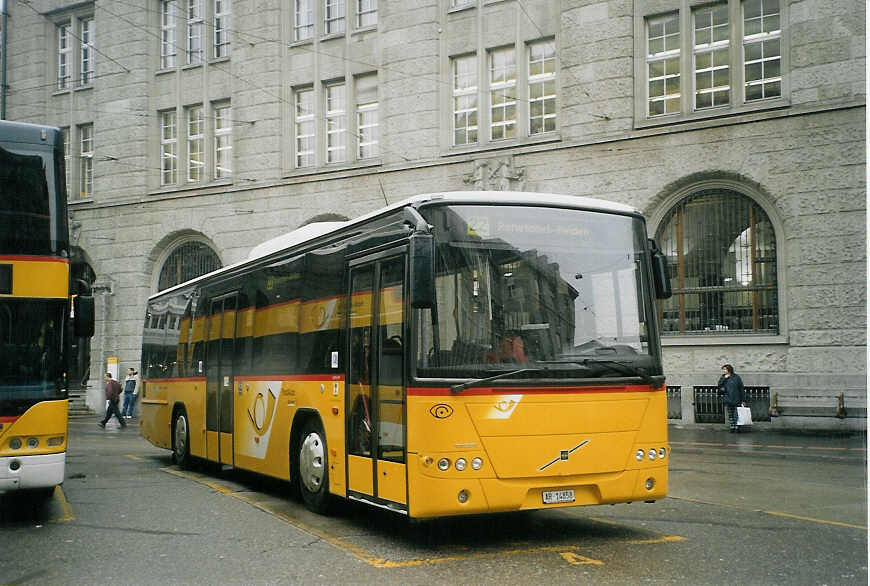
left=542, top=489, right=575, bottom=504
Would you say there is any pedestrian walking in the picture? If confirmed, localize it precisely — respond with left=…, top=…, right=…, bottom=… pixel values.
left=121, top=367, right=139, bottom=419
left=718, top=363, right=745, bottom=433
left=99, top=372, right=127, bottom=428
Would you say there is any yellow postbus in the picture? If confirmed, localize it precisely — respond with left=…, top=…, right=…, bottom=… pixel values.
left=140, top=192, right=672, bottom=518
left=0, top=120, right=94, bottom=497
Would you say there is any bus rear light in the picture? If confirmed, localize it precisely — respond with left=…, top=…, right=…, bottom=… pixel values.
left=455, top=458, right=467, bottom=471
left=26, top=438, right=39, bottom=449
left=658, top=448, right=666, bottom=459
left=635, top=449, right=644, bottom=461
left=437, top=458, right=450, bottom=471
left=457, top=490, right=469, bottom=503
left=645, top=477, right=655, bottom=490
left=648, top=448, right=657, bottom=461
left=9, top=438, right=21, bottom=450
left=47, top=436, right=64, bottom=447
left=471, top=457, right=483, bottom=470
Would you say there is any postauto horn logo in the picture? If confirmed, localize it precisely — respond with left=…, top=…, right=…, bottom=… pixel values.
left=430, top=403, right=454, bottom=419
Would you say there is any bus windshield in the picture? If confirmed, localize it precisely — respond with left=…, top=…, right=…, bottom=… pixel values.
left=415, top=204, right=659, bottom=380
left=0, top=144, right=59, bottom=256
left=0, top=300, right=67, bottom=412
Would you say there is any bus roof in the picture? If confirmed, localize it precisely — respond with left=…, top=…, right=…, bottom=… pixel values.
left=149, top=191, right=641, bottom=301
left=0, top=120, right=62, bottom=147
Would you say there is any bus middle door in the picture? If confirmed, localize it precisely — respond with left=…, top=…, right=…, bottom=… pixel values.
left=205, top=294, right=237, bottom=466
left=347, top=254, right=407, bottom=510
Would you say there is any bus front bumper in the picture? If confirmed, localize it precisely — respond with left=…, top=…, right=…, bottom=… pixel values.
left=0, top=452, right=65, bottom=493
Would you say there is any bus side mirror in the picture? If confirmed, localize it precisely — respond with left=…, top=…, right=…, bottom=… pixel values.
left=74, top=295, right=95, bottom=337
left=409, top=233, right=436, bottom=309
left=649, top=239, right=672, bottom=300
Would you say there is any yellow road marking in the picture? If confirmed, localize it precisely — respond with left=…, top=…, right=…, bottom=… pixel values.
left=53, top=485, right=75, bottom=522
left=672, top=496, right=867, bottom=531
left=162, top=467, right=685, bottom=568
left=126, top=455, right=144, bottom=462
left=560, top=552, right=604, bottom=566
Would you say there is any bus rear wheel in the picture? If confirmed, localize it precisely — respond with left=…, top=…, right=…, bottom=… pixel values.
left=297, top=418, right=331, bottom=514
left=172, top=409, right=191, bottom=468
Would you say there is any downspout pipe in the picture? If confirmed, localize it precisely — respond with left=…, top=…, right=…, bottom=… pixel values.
left=1, top=0, right=7, bottom=120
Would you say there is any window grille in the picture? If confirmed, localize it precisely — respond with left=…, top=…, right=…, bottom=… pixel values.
left=214, top=0, right=231, bottom=58
left=161, top=111, right=178, bottom=186
left=295, top=0, right=314, bottom=41
left=528, top=39, right=556, bottom=135
left=158, top=241, right=222, bottom=291
left=188, top=0, right=204, bottom=65
left=325, top=0, right=345, bottom=34
left=187, top=106, right=204, bottom=182
left=656, top=189, right=778, bottom=335
left=355, top=75, right=378, bottom=159
left=214, top=105, right=232, bottom=178
left=295, top=88, right=315, bottom=167
left=79, top=124, right=94, bottom=200
left=80, top=18, right=94, bottom=86
left=647, top=13, right=681, bottom=116
left=452, top=55, right=478, bottom=146
left=743, top=0, right=781, bottom=101
left=693, top=4, right=730, bottom=109
left=489, top=47, right=516, bottom=141
left=325, top=83, right=346, bottom=163
left=357, top=0, right=376, bottom=28
left=57, top=24, right=71, bottom=89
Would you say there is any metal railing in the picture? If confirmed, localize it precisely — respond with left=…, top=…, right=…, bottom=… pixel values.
left=693, top=385, right=771, bottom=423
left=666, top=386, right=682, bottom=419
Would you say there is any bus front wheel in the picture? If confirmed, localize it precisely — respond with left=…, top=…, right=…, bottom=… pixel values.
left=297, top=418, right=331, bottom=514
left=172, top=409, right=191, bottom=468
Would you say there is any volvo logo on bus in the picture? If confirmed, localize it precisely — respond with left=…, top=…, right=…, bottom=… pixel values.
left=430, top=404, right=453, bottom=419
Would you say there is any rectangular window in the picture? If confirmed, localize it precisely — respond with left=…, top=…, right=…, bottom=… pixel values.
left=79, top=124, right=93, bottom=199
left=647, top=13, right=681, bottom=116
left=325, top=83, right=346, bottom=163
left=450, top=0, right=474, bottom=7
left=488, top=47, right=516, bottom=141
left=57, top=23, right=71, bottom=90
left=357, top=0, right=376, bottom=28
left=214, top=105, right=232, bottom=178
left=694, top=5, right=730, bottom=109
left=295, top=88, right=315, bottom=168
left=161, top=110, right=178, bottom=186
left=161, top=1, right=178, bottom=68
left=80, top=17, right=94, bottom=86
left=452, top=55, right=478, bottom=146
left=187, top=105, right=204, bottom=182
left=214, top=0, right=231, bottom=58
left=356, top=74, right=378, bottom=159
left=294, top=0, right=314, bottom=41
left=61, top=128, right=70, bottom=198
left=528, top=39, right=556, bottom=135
left=743, top=0, right=781, bottom=101
left=326, top=0, right=345, bottom=35
left=188, top=0, right=204, bottom=65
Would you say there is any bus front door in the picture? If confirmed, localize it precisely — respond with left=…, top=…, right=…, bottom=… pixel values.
left=347, top=255, right=407, bottom=510
left=205, top=294, right=237, bottom=466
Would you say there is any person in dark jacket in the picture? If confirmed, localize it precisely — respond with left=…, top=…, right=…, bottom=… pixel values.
left=718, top=364, right=744, bottom=433
left=99, top=372, right=127, bottom=429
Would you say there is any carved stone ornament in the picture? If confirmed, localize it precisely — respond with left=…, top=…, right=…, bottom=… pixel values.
left=463, top=156, right=526, bottom=191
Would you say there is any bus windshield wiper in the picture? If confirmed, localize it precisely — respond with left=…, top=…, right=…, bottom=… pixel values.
left=450, top=363, right=591, bottom=394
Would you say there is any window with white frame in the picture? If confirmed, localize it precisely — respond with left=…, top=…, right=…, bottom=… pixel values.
left=214, top=0, right=231, bottom=58
left=694, top=4, right=730, bottom=109
left=528, top=39, right=556, bottom=135
left=80, top=17, right=94, bottom=86
left=450, top=0, right=474, bottom=8
left=325, top=0, right=345, bottom=35
left=488, top=47, right=516, bottom=141
left=646, top=13, right=681, bottom=117
left=325, top=83, right=346, bottom=163
left=294, top=0, right=314, bottom=41
left=187, top=105, right=204, bottom=182
left=79, top=124, right=93, bottom=200
left=214, top=105, right=232, bottom=178
left=160, top=110, right=178, bottom=186
left=161, top=1, right=178, bottom=68
left=61, top=128, right=70, bottom=198
left=452, top=54, right=478, bottom=146
left=640, top=0, right=783, bottom=121
left=57, top=23, right=72, bottom=90
left=295, top=88, right=315, bottom=168
left=357, top=0, right=376, bottom=28
left=743, top=0, right=781, bottom=101
left=188, top=0, right=204, bottom=65
left=355, top=74, right=378, bottom=159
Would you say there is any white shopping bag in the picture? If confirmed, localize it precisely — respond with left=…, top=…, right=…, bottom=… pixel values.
left=737, top=406, right=753, bottom=426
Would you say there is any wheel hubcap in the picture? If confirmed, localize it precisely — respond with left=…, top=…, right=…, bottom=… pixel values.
left=174, top=416, right=187, bottom=459
left=300, top=431, right=325, bottom=493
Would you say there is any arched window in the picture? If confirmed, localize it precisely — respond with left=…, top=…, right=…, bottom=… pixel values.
left=158, top=241, right=221, bottom=291
left=656, top=189, right=778, bottom=335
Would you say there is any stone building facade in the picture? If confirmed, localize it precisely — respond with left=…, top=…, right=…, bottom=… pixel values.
left=2, top=0, right=865, bottom=428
